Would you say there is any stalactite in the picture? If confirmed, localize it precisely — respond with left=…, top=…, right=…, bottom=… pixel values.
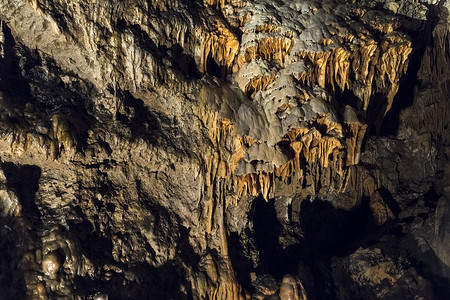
left=344, top=165, right=381, bottom=199
left=290, top=141, right=303, bottom=172
left=245, top=74, right=276, bottom=97
left=238, top=37, right=293, bottom=67
left=343, top=106, right=367, bottom=166
left=294, top=37, right=412, bottom=113
left=377, top=35, right=412, bottom=114
left=405, top=15, right=450, bottom=140
left=200, top=21, right=240, bottom=75
left=204, top=0, right=247, bottom=10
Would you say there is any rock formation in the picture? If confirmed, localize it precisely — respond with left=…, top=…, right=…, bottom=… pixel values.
left=0, top=0, right=449, bottom=299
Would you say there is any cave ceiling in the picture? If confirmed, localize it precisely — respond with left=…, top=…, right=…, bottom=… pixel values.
left=0, top=0, right=449, bottom=299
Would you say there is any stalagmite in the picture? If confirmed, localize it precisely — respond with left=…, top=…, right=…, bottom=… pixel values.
left=279, top=275, right=307, bottom=300
left=42, top=253, right=61, bottom=278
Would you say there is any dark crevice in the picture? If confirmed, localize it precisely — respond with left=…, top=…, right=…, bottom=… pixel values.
left=1, top=162, right=42, bottom=224
left=166, top=43, right=201, bottom=78
left=0, top=23, right=33, bottom=103
left=228, top=231, right=254, bottom=292
left=0, top=215, right=28, bottom=299
left=339, top=89, right=364, bottom=111
left=0, top=162, right=41, bottom=299
left=379, top=4, right=440, bottom=136
left=67, top=220, right=114, bottom=267
left=252, top=196, right=301, bottom=278
left=206, top=53, right=222, bottom=78
left=366, top=92, right=389, bottom=135
left=423, top=185, right=440, bottom=208
left=299, top=198, right=373, bottom=257
left=378, top=186, right=402, bottom=219
left=117, top=20, right=200, bottom=79
left=115, top=89, right=164, bottom=146
left=178, top=225, right=201, bottom=274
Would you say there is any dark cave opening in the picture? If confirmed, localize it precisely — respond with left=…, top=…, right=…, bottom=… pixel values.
left=67, top=220, right=114, bottom=267
left=206, top=53, right=222, bottom=78
left=0, top=162, right=42, bottom=299
left=339, top=89, right=363, bottom=111
left=252, top=196, right=301, bottom=278
left=0, top=215, right=28, bottom=299
left=228, top=231, right=254, bottom=292
left=299, top=198, right=373, bottom=256
left=366, top=92, right=390, bottom=134
left=249, top=196, right=376, bottom=298
left=0, top=23, right=33, bottom=103
left=1, top=162, right=42, bottom=224
left=252, top=196, right=281, bottom=276
left=297, top=198, right=375, bottom=298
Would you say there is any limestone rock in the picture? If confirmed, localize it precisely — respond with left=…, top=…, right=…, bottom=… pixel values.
left=0, top=0, right=449, bottom=299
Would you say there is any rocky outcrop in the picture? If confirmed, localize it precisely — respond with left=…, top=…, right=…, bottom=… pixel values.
left=0, top=0, right=449, bottom=299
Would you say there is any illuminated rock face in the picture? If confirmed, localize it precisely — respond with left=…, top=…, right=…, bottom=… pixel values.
left=0, top=0, right=449, bottom=299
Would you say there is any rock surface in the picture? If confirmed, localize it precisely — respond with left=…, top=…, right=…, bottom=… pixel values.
left=0, top=0, right=449, bottom=299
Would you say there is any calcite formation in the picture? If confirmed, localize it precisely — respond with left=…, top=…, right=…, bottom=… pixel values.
left=0, top=0, right=449, bottom=299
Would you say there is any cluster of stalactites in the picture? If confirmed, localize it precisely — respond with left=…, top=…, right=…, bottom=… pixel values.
left=244, top=74, right=276, bottom=97
left=238, top=36, right=293, bottom=68
left=197, top=1, right=414, bottom=206
left=204, top=0, right=247, bottom=10
left=200, top=20, right=240, bottom=75
left=342, top=165, right=382, bottom=200
left=407, top=16, right=450, bottom=140
left=2, top=109, right=76, bottom=160
left=295, top=34, right=411, bottom=114
left=234, top=125, right=344, bottom=201
left=199, top=100, right=370, bottom=202
left=236, top=17, right=412, bottom=117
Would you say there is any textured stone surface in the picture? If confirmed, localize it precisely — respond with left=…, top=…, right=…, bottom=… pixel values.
left=0, top=0, right=449, bottom=299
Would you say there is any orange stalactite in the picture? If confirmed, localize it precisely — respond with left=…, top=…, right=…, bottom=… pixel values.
left=238, top=37, right=293, bottom=67
left=245, top=74, right=276, bottom=96
left=200, top=21, right=240, bottom=75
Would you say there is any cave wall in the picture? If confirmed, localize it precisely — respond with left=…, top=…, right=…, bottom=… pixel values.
left=0, top=0, right=449, bottom=299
